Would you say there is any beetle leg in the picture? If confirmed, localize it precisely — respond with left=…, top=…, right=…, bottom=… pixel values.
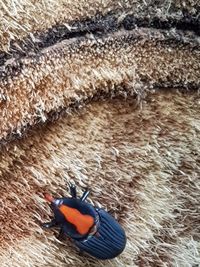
left=42, top=218, right=58, bottom=229
left=80, top=188, right=90, bottom=201
left=57, top=227, right=66, bottom=241
left=78, top=249, right=84, bottom=256
left=69, top=183, right=77, bottom=198
left=79, top=250, right=84, bottom=256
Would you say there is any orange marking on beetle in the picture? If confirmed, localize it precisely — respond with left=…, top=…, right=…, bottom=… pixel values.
left=59, top=205, right=94, bottom=235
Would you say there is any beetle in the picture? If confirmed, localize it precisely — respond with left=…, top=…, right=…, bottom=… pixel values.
left=42, top=184, right=126, bottom=260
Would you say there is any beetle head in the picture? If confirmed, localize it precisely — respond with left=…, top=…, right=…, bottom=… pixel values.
left=44, top=193, right=63, bottom=207
left=44, top=193, right=67, bottom=225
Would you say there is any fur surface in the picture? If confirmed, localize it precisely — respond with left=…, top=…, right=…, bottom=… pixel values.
left=0, top=27, right=199, bottom=143
left=0, top=91, right=200, bottom=266
left=0, top=0, right=199, bottom=266
left=0, top=0, right=199, bottom=52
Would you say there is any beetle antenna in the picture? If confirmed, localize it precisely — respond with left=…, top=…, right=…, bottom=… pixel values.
left=68, top=182, right=77, bottom=198
left=81, top=188, right=90, bottom=201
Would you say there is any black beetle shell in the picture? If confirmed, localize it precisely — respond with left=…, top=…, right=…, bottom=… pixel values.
left=74, top=208, right=126, bottom=260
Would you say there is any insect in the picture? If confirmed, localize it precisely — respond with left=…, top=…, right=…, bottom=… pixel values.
left=42, top=184, right=126, bottom=260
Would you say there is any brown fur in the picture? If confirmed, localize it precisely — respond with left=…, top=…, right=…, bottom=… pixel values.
left=0, top=28, right=199, bottom=142
left=0, top=0, right=199, bottom=52
left=0, top=91, right=200, bottom=266
left=0, top=1, right=199, bottom=266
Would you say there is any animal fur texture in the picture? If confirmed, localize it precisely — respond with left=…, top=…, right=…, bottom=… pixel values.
left=0, top=0, right=199, bottom=266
